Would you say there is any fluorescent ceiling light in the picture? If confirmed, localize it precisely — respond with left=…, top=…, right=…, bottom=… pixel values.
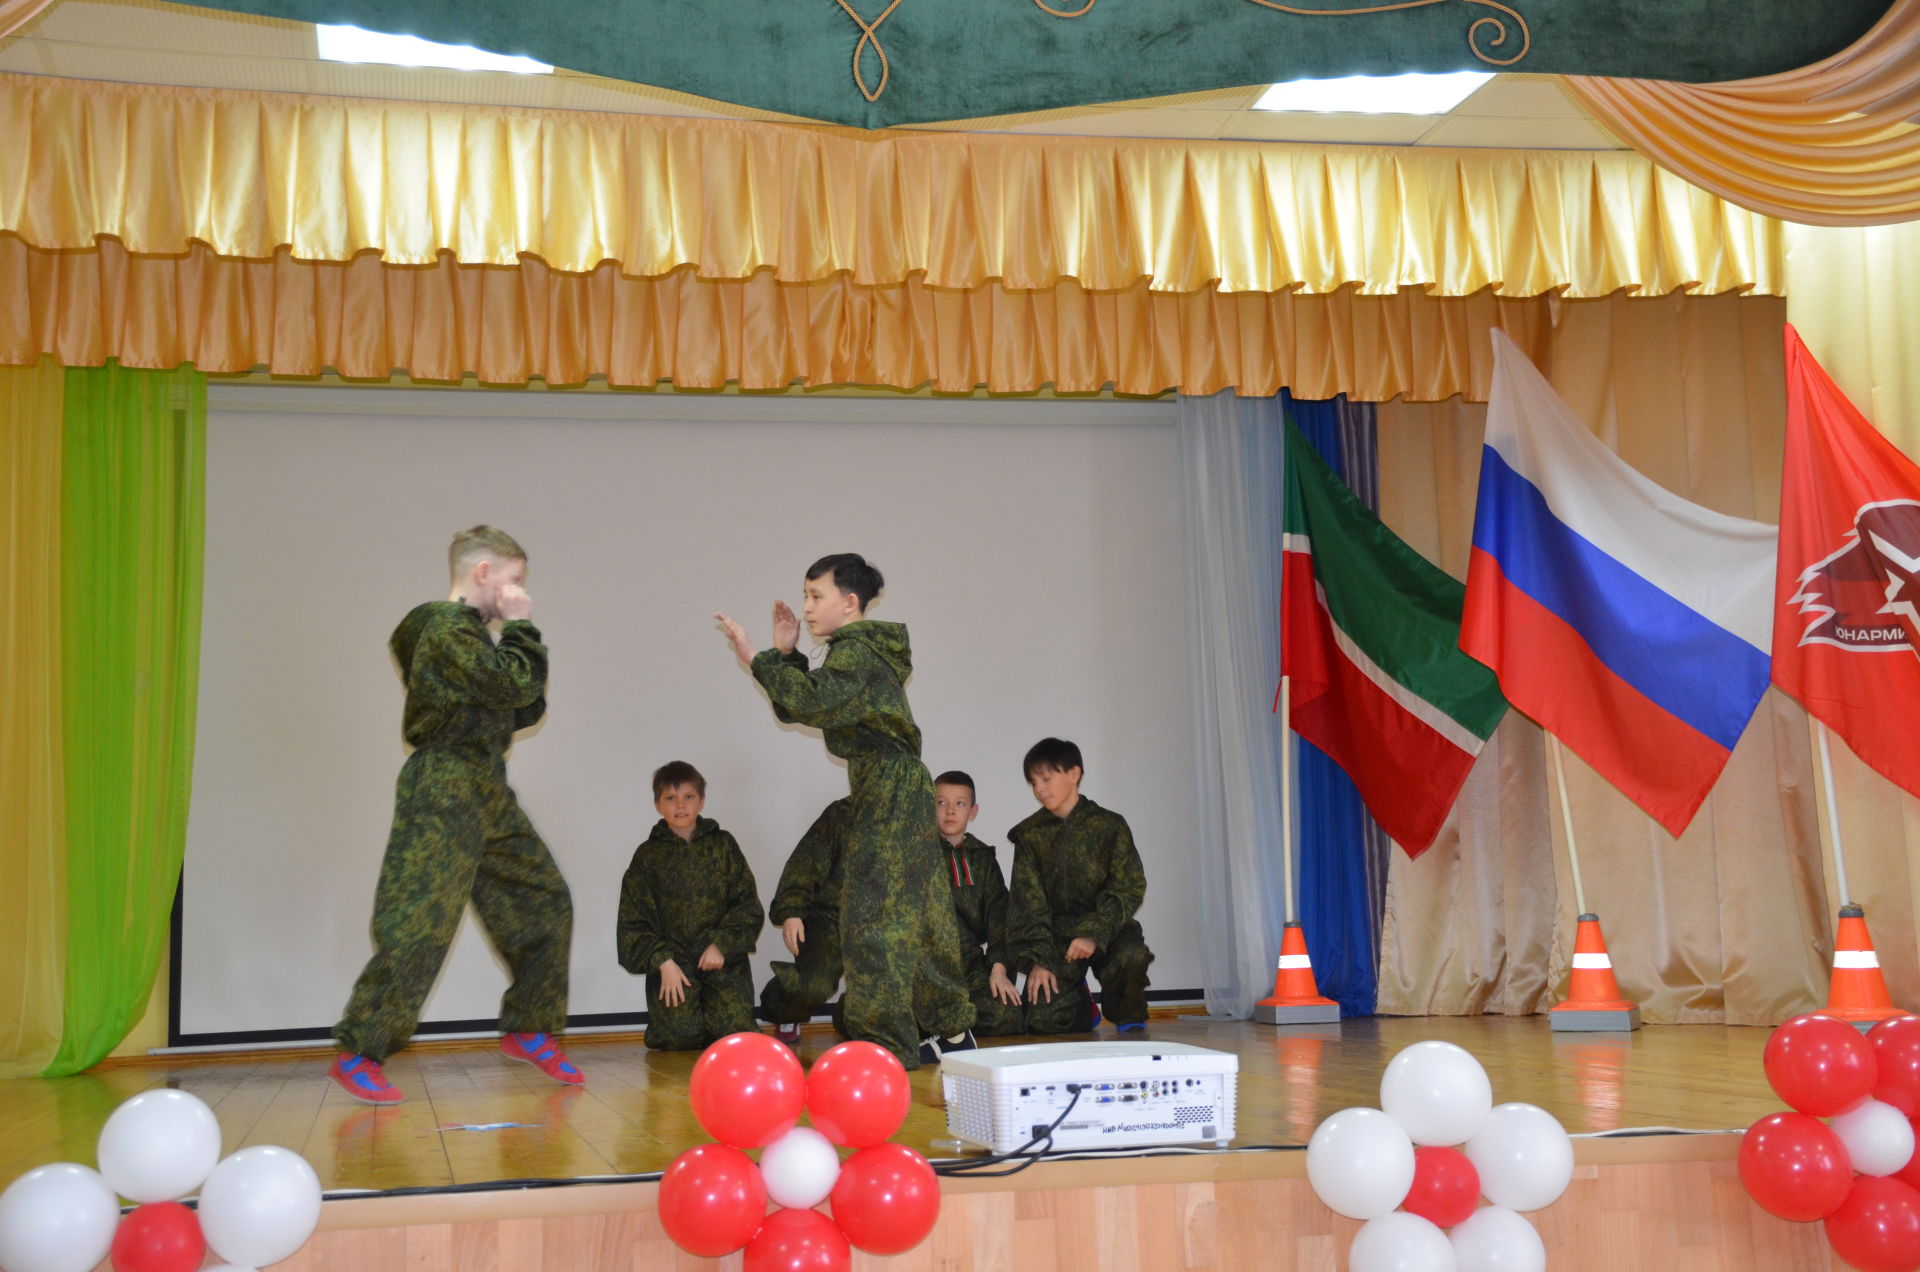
left=316, top=24, right=553, bottom=74
left=1254, top=71, right=1492, bottom=115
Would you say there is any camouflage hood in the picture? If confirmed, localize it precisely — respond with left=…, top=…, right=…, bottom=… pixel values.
left=645, top=816, right=721, bottom=847
left=390, top=601, right=462, bottom=677
left=829, top=620, right=913, bottom=683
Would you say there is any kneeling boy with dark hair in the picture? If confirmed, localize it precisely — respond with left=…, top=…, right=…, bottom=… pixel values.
left=1008, top=738, right=1154, bottom=1035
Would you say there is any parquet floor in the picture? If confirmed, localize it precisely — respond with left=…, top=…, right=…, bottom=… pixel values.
left=0, top=1012, right=1784, bottom=1193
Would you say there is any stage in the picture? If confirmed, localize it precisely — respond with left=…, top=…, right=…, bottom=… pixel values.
left=1, top=1012, right=1840, bottom=1269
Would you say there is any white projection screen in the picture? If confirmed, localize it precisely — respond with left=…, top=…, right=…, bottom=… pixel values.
left=177, top=385, right=1198, bottom=1045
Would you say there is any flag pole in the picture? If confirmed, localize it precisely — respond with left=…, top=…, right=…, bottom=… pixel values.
left=1280, top=673, right=1296, bottom=925
left=1814, top=720, right=1854, bottom=909
left=1547, top=736, right=1589, bottom=917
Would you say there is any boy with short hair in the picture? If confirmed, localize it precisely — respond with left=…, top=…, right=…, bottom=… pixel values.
left=716, top=553, right=976, bottom=1069
left=1007, top=737, right=1154, bottom=1035
left=618, top=761, right=764, bottom=1050
left=932, top=772, right=1025, bottom=1037
left=758, top=798, right=851, bottom=1045
left=330, top=526, right=581, bottom=1105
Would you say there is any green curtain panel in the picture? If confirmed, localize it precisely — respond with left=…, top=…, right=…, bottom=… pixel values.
left=48, top=363, right=206, bottom=1077
left=191, top=0, right=1894, bottom=128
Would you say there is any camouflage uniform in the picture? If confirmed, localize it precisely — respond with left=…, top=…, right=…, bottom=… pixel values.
left=757, top=799, right=849, bottom=1027
left=335, top=602, right=573, bottom=1062
left=940, top=834, right=1026, bottom=1037
left=1008, top=795, right=1153, bottom=1033
left=617, top=815, right=763, bottom=1050
left=751, top=621, right=975, bottom=1069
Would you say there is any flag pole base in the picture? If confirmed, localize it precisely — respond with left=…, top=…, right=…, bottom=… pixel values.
left=1255, top=1002, right=1342, bottom=1026
left=1549, top=1006, right=1641, bottom=1032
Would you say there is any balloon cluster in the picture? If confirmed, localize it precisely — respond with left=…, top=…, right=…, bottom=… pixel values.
left=1305, top=1040, right=1572, bottom=1272
left=658, top=1033, right=941, bottom=1271
left=1739, top=1013, right=1920, bottom=1272
left=0, top=1089, right=322, bottom=1272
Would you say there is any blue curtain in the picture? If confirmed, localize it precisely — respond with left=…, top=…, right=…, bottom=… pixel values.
left=1284, top=391, right=1384, bottom=1018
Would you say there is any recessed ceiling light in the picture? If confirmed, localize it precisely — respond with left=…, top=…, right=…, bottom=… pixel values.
left=1253, top=71, right=1493, bottom=116
left=315, top=24, right=554, bottom=74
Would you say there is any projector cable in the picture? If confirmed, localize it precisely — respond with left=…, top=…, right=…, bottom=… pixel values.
left=932, top=1084, right=1086, bottom=1179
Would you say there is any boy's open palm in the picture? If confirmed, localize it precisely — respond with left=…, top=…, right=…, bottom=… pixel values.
left=772, top=601, right=800, bottom=654
left=658, top=958, right=691, bottom=1007
left=1027, top=966, right=1059, bottom=1003
left=714, top=612, right=755, bottom=663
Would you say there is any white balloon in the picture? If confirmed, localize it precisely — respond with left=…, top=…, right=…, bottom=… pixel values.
left=1831, top=1098, right=1917, bottom=1177
left=1449, top=1206, right=1547, bottom=1272
left=97, top=1088, right=223, bottom=1203
left=1306, top=1107, right=1416, bottom=1220
left=758, top=1127, right=841, bottom=1209
left=198, top=1146, right=323, bottom=1269
left=1349, top=1211, right=1458, bottom=1272
left=0, top=1163, right=121, bottom=1272
left=1380, top=1041, right=1494, bottom=1147
left=1464, top=1104, right=1573, bottom=1213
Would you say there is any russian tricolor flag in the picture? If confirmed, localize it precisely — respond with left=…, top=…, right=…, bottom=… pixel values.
left=1460, top=331, right=1778, bottom=836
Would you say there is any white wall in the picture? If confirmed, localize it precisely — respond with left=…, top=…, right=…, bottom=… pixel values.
left=180, top=386, right=1197, bottom=1040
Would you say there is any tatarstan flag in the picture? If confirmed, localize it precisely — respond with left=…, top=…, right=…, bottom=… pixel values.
left=1281, top=422, right=1508, bottom=857
left=1774, top=325, right=1920, bottom=801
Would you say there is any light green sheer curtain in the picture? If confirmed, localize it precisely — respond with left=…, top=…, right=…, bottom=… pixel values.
left=46, top=363, right=205, bottom=1076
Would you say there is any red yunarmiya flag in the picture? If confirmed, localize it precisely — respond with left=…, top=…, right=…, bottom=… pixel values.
left=1774, top=325, right=1920, bottom=799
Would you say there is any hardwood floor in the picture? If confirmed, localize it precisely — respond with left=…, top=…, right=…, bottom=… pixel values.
left=1, top=1011, right=1785, bottom=1193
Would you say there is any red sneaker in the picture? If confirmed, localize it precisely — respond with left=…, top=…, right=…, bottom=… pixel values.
left=328, top=1053, right=403, bottom=1104
left=501, top=1032, right=585, bottom=1085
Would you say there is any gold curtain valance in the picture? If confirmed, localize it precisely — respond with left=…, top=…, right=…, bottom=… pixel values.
left=0, top=235, right=1557, bottom=400
left=1562, top=0, right=1920, bottom=227
left=0, top=72, right=1782, bottom=298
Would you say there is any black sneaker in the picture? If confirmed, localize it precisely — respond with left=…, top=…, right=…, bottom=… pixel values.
left=917, top=1038, right=940, bottom=1065
left=932, top=1030, right=978, bottom=1058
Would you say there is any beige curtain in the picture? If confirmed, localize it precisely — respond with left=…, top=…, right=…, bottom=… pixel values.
left=1375, top=292, right=1835, bottom=1025
left=0, top=0, right=51, bottom=40
left=1562, top=0, right=1920, bottom=227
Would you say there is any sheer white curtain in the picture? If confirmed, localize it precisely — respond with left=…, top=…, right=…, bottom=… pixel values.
left=1179, top=390, right=1291, bottom=1017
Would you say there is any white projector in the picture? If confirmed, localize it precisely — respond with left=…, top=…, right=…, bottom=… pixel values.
left=939, top=1041, right=1238, bottom=1155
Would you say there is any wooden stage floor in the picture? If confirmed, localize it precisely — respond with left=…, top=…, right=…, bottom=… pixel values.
left=0, top=1011, right=1783, bottom=1194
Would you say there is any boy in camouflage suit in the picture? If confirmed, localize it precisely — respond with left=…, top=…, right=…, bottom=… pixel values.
left=618, top=761, right=764, bottom=1050
left=1008, top=737, right=1154, bottom=1035
left=717, top=553, right=976, bottom=1070
left=329, top=527, right=581, bottom=1105
left=931, top=771, right=1026, bottom=1037
left=757, top=798, right=850, bottom=1045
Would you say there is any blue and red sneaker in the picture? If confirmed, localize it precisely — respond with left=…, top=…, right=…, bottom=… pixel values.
left=501, top=1032, right=585, bottom=1086
left=328, top=1053, right=403, bottom=1104
left=1088, top=1002, right=1104, bottom=1031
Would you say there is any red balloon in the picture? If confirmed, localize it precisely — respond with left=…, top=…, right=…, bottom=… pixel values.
left=1739, top=1112, right=1855, bottom=1222
left=1871, top=1016, right=1920, bottom=1117
left=829, top=1142, right=941, bottom=1255
left=1764, top=1013, right=1878, bottom=1116
left=657, top=1144, right=769, bottom=1258
left=742, top=1206, right=851, bottom=1272
left=806, top=1041, right=911, bottom=1148
left=1402, top=1146, right=1482, bottom=1229
left=1898, top=1119, right=1920, bottom=1193
left=690, top=1031, right=807, bottom=1149
left=109, top=1201, right=205, bottom=1272
left=1825, top=1176, right=1920, bottom=1272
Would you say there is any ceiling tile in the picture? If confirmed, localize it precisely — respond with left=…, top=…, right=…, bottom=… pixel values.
left=1220, top=111, right=1435, bottom=145
left=1416, top=115, right=1626, bottom=149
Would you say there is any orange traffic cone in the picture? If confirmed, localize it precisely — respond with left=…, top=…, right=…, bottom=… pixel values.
left=1254, top=922, right=1341, bottom=1025
left=1824, top=905, right=1907, bottom=1031
left=1549, top=913, right=1641, bottom=1032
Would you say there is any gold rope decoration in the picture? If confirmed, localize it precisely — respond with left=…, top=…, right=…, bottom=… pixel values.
left=835, top=0, right=904, bottom=102
left=1035, top=0, right=1530, bottom=67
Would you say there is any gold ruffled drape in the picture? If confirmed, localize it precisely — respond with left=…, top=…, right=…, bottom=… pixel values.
left=0, top=72, right=1782, bottom=298
left=1562, top=0, right=1920, bottom=227
left=0, top=235, right=1561, bottom=398
left=1376, top=292, right=1836, bottom=1026
left=0, top=0, right=50, bottom=39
